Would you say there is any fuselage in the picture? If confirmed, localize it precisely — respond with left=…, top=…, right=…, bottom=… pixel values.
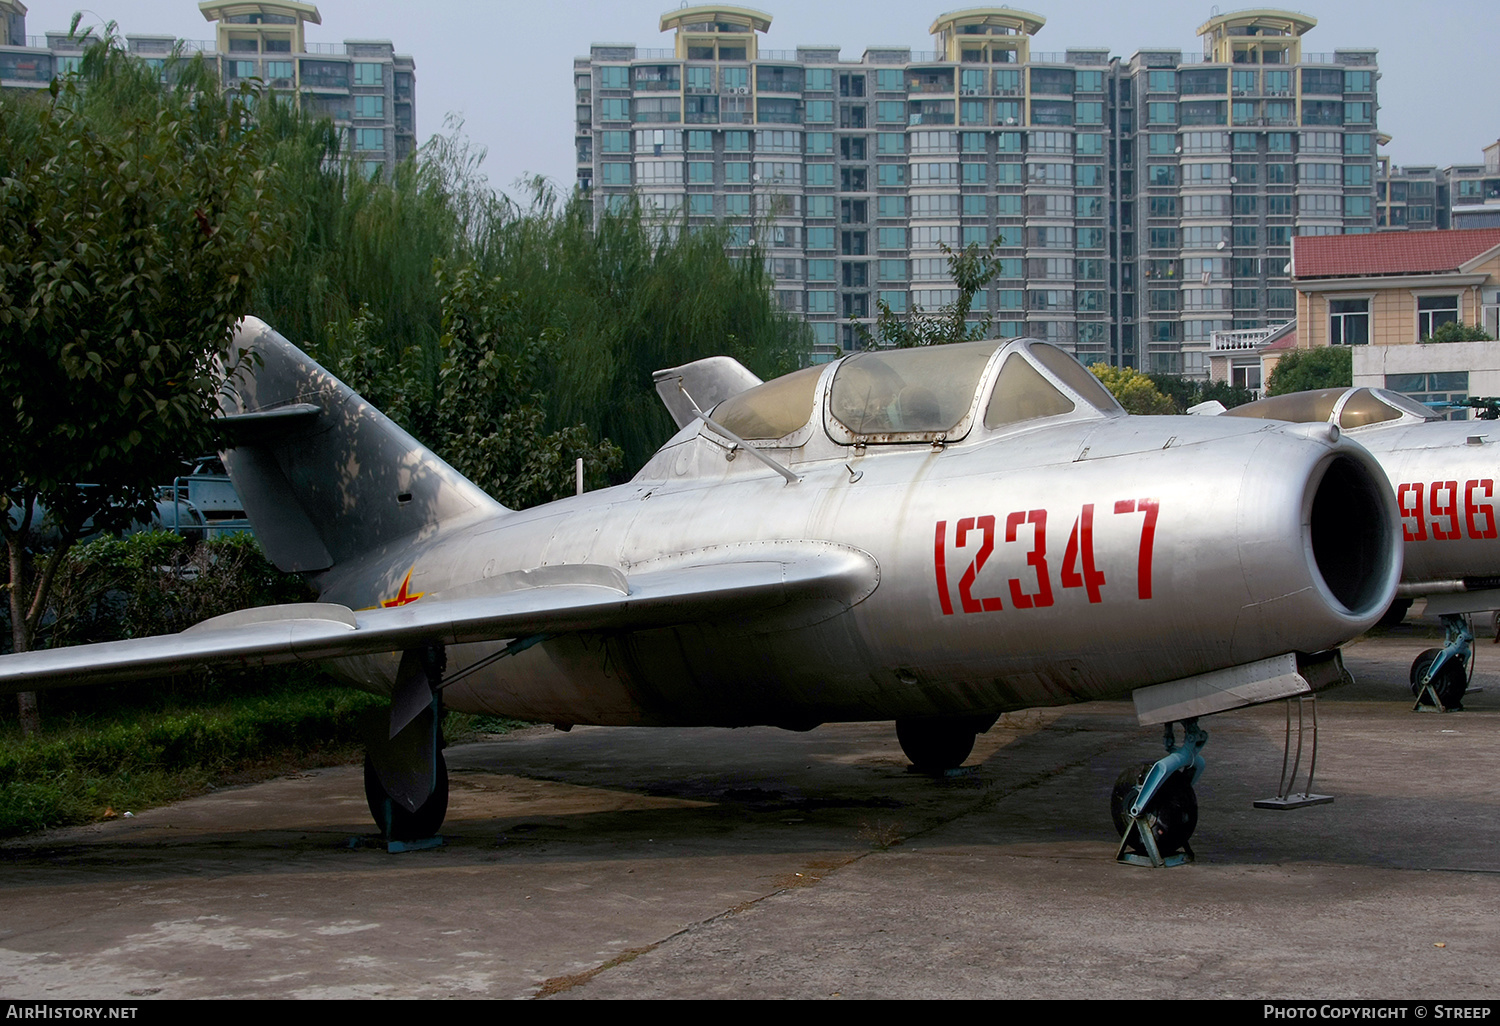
left=312, top=344, right=1399, bottom=729
left=1223, top=387, right=1500, bottom=589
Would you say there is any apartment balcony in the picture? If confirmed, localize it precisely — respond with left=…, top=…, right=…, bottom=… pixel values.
left=1208, top=326, right=1281, bottom=352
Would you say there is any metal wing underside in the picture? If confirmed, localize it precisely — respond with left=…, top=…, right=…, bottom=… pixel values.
left=0, top=545, right=880, bottom=693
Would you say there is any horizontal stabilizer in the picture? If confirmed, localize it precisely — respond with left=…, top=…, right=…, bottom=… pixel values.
left=0, top=544, right=879, bottom=693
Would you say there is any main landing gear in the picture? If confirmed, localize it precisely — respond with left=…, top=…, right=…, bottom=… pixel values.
left=362, top=644, right=451, bottom=851
left=1111, top=719, right=1206, bottom=868
left=1411, top=614, right=1473, bottom=712
left=896, top=714, right=1000, bottom=773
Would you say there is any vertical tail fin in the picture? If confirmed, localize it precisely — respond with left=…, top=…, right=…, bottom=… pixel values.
left=217, top=317, right=506, bottom=574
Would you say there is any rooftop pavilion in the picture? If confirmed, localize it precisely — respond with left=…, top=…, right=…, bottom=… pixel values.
left=1197, top=8, right=1317, bottom=65
left=929, top=7, right=1046, bottom=64
left=1, top=0, right=27, bottom=48
left=659, top=5, right=772, bottom=61
left=198, top=0, right=321, bottom=55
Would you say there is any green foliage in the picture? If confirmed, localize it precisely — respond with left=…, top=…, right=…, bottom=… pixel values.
left=434, top=266, right=623, bottom=507
left=469, top=186, right=808, bottom=475
left=0, top=684, right=382, bottom=835
left=1426, top=321, right=1494, bottom=343
left=0, top=34, right=288, bottom=737
left=0, top=40, right=284, bottom=547
left=1197, top=380, right=1259, bottom=410
left=255, top=124, right=810, bottom=479
left=862, top=242, right=1003, bottom=349
left=1088, top=365, right=1177, bottom=415
left=1266, top=347, right=1353, bottom=396
left=1145, top=374, right=1257, bottom=412
left=43, top=532, right=312, bottom=650
left=251, top=109, right=467, bottom=369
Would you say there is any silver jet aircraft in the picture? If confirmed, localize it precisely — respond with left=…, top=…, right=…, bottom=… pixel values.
left=1214, top=387, right=1500, bottom=709
left=0, top=320, right=1402, bottom=862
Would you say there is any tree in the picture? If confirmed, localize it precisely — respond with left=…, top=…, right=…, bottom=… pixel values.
left=1089, top=365, right=1177, bottom=415
left=433, top=267, right=622, bottom=508
left=1265, top=347, right=1352, bottom=396
left=861, top=242, right=1003, bottom=349
left=1426, top=321, right=1494, bottom=344
left=1144, top=374, right=1257, bottom=412
left=1198, top=380, right=1258, bottom=410
left=0, top=37, right=286, bottom=732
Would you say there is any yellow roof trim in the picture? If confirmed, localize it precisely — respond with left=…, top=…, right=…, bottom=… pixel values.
left=1196, top=8, right=1316, bottom=38
left=929, top=6, right=1046, bottom=37
left=659, top=5, right=772, bottom=34
left=199, top=1, right=322, bottom=26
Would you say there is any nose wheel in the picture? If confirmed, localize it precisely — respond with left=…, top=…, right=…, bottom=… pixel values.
left=1113, top=719, right=1206, bottom=868
left=1411, top=614, right=1473, bottom=712
left=1112, top=761, right=1198, bottom=862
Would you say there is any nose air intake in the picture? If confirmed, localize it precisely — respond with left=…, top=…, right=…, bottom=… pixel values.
left=1307, top=453, right=1399, bottom=618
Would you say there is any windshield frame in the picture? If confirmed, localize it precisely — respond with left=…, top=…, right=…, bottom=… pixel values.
left=822, top=341, right=1007, bottom=446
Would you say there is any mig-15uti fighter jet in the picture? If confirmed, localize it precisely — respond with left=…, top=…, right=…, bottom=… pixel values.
left=0, top=320, right=1403, bottom=865
left=1204, top=387, right=1500, bottom=711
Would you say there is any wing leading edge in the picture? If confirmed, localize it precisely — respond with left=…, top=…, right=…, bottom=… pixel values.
left=0, top=543, right=880, bottom=693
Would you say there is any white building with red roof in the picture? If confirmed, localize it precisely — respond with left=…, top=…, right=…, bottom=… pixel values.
left=1288, top=227, right=1500, bottom=412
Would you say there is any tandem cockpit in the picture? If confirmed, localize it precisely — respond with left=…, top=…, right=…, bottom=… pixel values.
left=1212, top=386, right=1443, bottom=431
left=648, top=338, right=1125, bottom=473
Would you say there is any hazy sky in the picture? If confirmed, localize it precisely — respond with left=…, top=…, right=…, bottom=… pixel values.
left=17, top=1, right=1499, bottom=200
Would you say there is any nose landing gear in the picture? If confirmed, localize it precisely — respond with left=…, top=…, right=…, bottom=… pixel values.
left=1112, top=719, right=1206, bottom=868
left=1411, top=614, right=1473, bottom=712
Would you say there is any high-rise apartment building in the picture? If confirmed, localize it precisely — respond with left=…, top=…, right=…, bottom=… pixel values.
left=1377, top=140, right=1500, bottom=232
left=574, top=6, right=1381, bottom=374
left=0, top=1, right=415, bottom=177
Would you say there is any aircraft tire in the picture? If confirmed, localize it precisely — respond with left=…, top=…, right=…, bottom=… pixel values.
left=1410, top=649, right=1467, bottom=710
left=364, top=751, right=449, bottom=841
left=895, top=717, right=977, bottom=772
left=1110, top=762, right=1197, bottom=856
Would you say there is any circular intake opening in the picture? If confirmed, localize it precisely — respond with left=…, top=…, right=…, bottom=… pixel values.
left=1307, top=454, right=1398, bottom=617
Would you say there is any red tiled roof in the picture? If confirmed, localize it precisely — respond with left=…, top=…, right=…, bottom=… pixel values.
left=1263, top=328, right=1297, bottom=351
left=1293, top=228, right=1500, bottom=279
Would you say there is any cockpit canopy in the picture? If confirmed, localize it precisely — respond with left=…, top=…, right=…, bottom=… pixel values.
left=710, top=338, right=1124, bottom=446
left=1225, top=386, right=1440, bottom=431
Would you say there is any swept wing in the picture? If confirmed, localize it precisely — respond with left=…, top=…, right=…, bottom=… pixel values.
left=0, top=544, right=878, bottom=693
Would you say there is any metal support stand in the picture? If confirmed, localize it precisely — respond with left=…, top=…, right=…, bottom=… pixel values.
left=1115, top=719, right=1206, bottom=868
left=1413, top=614, right=1473, bottom=713
left=1254, top=695, right=1333, bottom=810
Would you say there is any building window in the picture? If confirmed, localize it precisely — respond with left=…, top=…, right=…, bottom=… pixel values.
left=354, top=128, right=384, bottom=151
left=1417, top=296, right=1460, bottom=340
left=1387, top=373, right=1468, bottom=420
left=1232, top=361, right=1262, bottom=393
left=353, top=63, right=383, bottom=87
left=1329, top=298, right=1370, bottom=345
left=805, top=67, right=833, bottom=92
left=806, top=132, right=834, bottom=154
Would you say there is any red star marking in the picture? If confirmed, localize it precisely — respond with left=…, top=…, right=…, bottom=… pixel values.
left=381, top=569, right=424, bottom=608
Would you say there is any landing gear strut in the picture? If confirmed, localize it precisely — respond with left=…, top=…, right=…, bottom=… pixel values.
left=1112, top=719, right=1206, bottom=868
left=1411, top=614, right=1472, bottom=712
